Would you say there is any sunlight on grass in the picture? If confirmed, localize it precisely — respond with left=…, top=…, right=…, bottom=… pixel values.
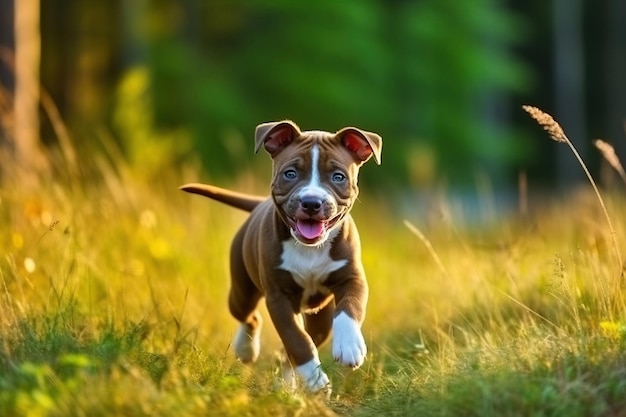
left=2, top=130, right=626, bottom=415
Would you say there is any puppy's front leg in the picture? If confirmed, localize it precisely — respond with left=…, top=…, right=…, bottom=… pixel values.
left=265, top=294, right=330, bottom=391
left=331, top=278, right=368, bottom=369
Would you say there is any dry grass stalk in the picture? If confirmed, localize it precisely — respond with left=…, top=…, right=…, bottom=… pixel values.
left=404, top=220, right=449, bottom=278
left=522, top=105, right=567, bottom=143
left=594, top=139, right=626, bottom=186
left=522, top=105, right=623, bottom=271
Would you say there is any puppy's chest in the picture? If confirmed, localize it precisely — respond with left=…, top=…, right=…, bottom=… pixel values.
left=279, top=240, right=347, bottom=310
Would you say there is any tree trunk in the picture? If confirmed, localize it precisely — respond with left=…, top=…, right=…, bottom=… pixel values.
left=14, top=0, right=49, bottom=177
left=553, top=0, right=585, bottom=188
left=606, top=0, right=626, bottom=157
left=0, top=0, right=14, bottom=154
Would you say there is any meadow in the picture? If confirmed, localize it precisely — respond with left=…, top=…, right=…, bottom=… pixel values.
left=1, top=117, right=626, bottom=416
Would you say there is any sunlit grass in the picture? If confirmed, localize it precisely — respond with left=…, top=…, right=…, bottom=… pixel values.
left=1, top=139, right=626, bottom=416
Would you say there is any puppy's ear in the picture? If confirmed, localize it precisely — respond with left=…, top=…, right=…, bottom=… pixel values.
left=337, top=127, right=382, bottom=165
left=254, top=120, right=301, bottom=157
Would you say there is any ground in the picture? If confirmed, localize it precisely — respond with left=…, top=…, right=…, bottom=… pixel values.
left=1, top=157, right=626, bottom=416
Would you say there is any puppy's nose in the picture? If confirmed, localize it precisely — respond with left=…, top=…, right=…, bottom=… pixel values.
left=301, top=196, right=323, bottom=215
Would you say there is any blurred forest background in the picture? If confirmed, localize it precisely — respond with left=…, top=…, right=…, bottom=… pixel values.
left=0, top=0, right=625, bottom=191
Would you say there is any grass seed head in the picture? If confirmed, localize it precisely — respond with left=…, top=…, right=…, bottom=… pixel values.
left=522, top=105, right=568, bottom=143
left=594, top=139, right=624, bottom=173
left=594, top=139, right=626, bottom=184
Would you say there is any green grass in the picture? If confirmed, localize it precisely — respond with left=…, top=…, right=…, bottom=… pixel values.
left=2, top=151, right=626, bottom=416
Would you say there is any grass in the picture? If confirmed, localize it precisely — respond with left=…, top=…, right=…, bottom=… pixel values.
left=2, top=114, right=626, bottom=416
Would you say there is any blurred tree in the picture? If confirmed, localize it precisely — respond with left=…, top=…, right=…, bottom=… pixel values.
left=0, top=0, right=14, bottom=157
left=227, top=0, right=394, bottom=181
left=2, top=0, right=622, bottom=188
left=604, top=0, right=626, bottom=165
left=138, top=0, right=528, bottom=186
left=553, top=0, right=585, bottom=187
left=14, top=0, right=50, bottom=177
left=40, top=0, right=122, bottom=143
left=0, top=0, right=13, bottom=92
left=390, top=0, right=529, bottom=186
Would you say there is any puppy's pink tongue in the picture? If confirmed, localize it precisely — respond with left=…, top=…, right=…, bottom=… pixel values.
left=296, top=220, right=324, bottom=240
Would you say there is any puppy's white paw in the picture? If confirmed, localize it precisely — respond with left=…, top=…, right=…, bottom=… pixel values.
left=296, top=358, right=331, bottom=392
left=233, top=322, right=261, bottom=363
left=332, top=312, right=367, bottom=369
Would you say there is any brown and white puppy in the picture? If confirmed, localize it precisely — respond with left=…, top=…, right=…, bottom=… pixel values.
left=181, top=120, right=381, bottom=391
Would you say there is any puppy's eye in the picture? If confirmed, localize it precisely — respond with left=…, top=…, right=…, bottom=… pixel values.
left=284, top=169, right=297, bottom=180
left=332, top=172, right=346, bottom=182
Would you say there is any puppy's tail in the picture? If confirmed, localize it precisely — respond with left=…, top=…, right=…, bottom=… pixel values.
left=179, top=183, right=266, bottom=212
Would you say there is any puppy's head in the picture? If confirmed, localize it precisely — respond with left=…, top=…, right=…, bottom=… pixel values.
left=255, top=120, right=382, bottom=246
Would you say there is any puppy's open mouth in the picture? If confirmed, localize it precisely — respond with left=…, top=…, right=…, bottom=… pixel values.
left=296, top=219, right=325, bottom=240
left=288, top=213, right=343, bottom=244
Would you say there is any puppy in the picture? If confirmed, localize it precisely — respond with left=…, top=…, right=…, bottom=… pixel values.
left=181, top=120, right=381, bottom=391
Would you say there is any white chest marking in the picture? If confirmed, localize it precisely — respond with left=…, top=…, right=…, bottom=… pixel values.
left=279, top=239, right=347, bottom=308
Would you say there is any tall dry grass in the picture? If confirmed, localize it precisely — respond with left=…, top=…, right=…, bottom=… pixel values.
left=522, top=105, right=623, bottom=274
left=594, top=139, right=626, bottom=186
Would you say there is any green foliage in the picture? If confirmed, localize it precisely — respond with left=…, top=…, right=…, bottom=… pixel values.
left=395, top=0, right=530, bottom=184
left=113, top=66, right=192, bottom=179
left=120, top=0, right=530, bottom=185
